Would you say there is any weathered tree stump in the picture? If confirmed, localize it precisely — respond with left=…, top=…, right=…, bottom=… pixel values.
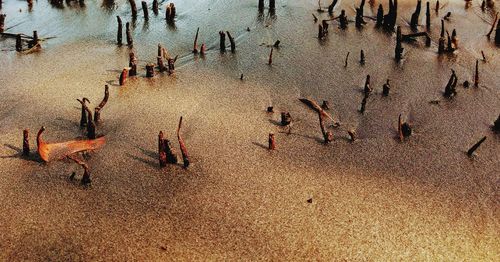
left=128, top=0, right=138, bottom=19
left=94, top=85, right=109, bottom=124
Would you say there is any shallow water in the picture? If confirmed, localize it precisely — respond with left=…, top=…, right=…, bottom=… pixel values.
left=0, top=0, right=499, bottom=260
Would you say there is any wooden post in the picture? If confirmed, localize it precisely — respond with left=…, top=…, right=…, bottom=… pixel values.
left=376, top=4, right=384, bottom=27
left=474, top=59, right=479, bottom=87
left=395, top=26, right=403, bottom=61
left=119, top=68, right=128, bottom=85
left=258, top=0, right=264, bottom=12
left=496, top=19, right=500, bottom=44
left=443, top=70, right=457, bottom=98
left=363, top=75, right=371, bottom=95
left=268, top=47, right=273, bottom=65
left=438, top=20, right=445, bottom=53
left=467, top=136, right=486, bottom=157
left=360, top=49, right=365, bottom=64
left=165, top=3, right=176, bottom=23
left=281, top=112, right=292, bottom=126
left=193, top=27, right=199, bottom=53
left=435, top=0, right=439, bottom=13
left=200, top=43, right=206, bottom=55
left=128, top=0, right=138, bottom=19
left=269, top=0, right=275, bottom=11
left=426, top=1, right=430, bottom=31
left=167, top=55, right=177, bottom=75
left=227, top=31, right=236, bottom=52
left=126, top=22, right=133, bottom=46
left=157, top=56, right=166, bottom=72
left=0, top=14, right=6, bottom=33
left=94, top=85, right=109, bottom=124
left=117, top=16, right=123, bottom=45
left=451, top=29, right=458, bottom=49
left=410, top=0, right=422, bottom=30
left=146, top=63, right=155, bottom=77
left=344, top=52, right=350, bottom=67
left=318, top=24, right=324, bottom=39
left=339, top=9, right=348, bottom=29
left=268, top=133, right=276, bottom=150
left=23, top=129, right=30, bottom=157
left=219, top=31, right=226, bottom=52
left=493, top=115, right=500, bottom=133
left=382, top=79, right=390, bottom=96
left=158, top=131, right=167, bottom=167
left=153, top=0, right=159, bottom=15
left=16, top=34, right=22, bottom=52
left=78, top=98, right=90, bottom=128
left=84, top=105, right=96, bottom=139
left=360, top=95, right=367, bottom=114
left=177, top=116, right=190, bottom=168
left=142, top=1, right=149, bottom=21
left=328, top=0, right=338, bottom=15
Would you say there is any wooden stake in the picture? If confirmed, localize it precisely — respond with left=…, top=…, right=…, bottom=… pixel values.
left=0, top=14, right=6, bottom=33
left=23, top=129, right=30, bottom=156
left=328, top=0, right=338, bottom=15
left=94, top=85, right=109, bottom=124
left=376, top=4, right=384, bottom=27
left=84, top=104, right=96, bottom=139
left=117, top=16, right=123, bottom=45
left=474, top=59, right=479, bottom=87
left=219, top=31, right=226, bottom=52
left=281, top=112, right=292, bottom=126
left=126, top=22, right=133, bottom=46
left=128, top=0, right=138, bottom=19
left=344, top=52, right=350, bottom=67
left=268, top=133, right=276, bottom=150
left=153, top=0, right=159, bottom=15
left=268, top=47, right=273, bottom=65
left=77, top=98, right=90, bottom=128
left=146, top=63, right=155, bottom=77
left=269, top=0, right=275, bottom=11
left=493, top=114, right=500, bottom=133
left=467, top=136, right=486, bottom=156
left=227, top=31, right=236, bottom=52
left=360, top=50, right=365, bottom=64
left=177, top=117, right=190, bottom=168
left=426, top=1, right=430, bottom=31
left=158, top=131, right=167, bottom=167
left=382, top=79, right=391, bottom=96
left=395, top=26, right=404, bottom=60
left=435, top=1, right=440, bottom=13
left=16, top=34, right=22, bottom=52
left=200, top=43, right=206, bottom=55
left=193, top=27, right=199, bottom=54
left=360, top=95, right=367, bottom=114
left=410, top=0, right=422, bottom=30
left=142, top=1, right=149, bottom=21
left=119, top=68, right=128, bottom=85
left=363, top=74, right=371, bottom=95
left=398, top=114, right=403, bottom=141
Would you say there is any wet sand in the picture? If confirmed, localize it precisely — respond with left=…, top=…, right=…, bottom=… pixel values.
left=0, top=0, right=499, bottom=260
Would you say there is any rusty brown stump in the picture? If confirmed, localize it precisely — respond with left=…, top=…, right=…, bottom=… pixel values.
left=94, top=85, right=109, bottom=124
left=119, top=68, right=128, bottom=85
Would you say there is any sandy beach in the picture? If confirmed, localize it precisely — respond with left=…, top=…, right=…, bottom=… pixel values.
left=0, top=0, right=499, bottom=260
